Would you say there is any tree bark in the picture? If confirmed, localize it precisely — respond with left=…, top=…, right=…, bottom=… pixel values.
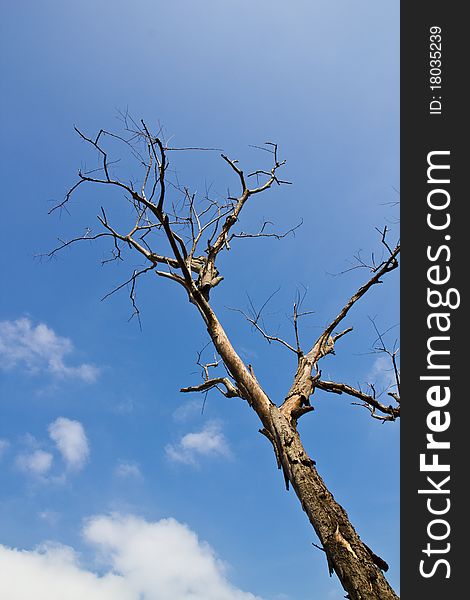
left=196, top=294, right=399, bottom=600
left=268, top=407, right=398, bottom=600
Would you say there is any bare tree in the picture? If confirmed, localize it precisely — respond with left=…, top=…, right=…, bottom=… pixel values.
left=48, top=118, right=400, bottom=600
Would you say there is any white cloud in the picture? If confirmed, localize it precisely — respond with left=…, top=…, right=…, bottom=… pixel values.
left=16, top=450, right=54, bottom=476
left=48, top=417, right=90, bottom=471
left=0, top=514, right=261, bottom=600
left=12, top=419, right=89, bottom=482
left=166, top=421, right=231, bottom=465
left=114, top=461, right=142, bottom=479
left=0, top=318, right=99, bottom=382
left=0, top=542, right=128, bottom=600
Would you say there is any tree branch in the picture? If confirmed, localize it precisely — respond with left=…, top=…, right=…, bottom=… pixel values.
left=315, top=380, right=400, bottom=420
left=280, top=233, right=399, bottom=423
left=180, top=377, right=240, bottom=398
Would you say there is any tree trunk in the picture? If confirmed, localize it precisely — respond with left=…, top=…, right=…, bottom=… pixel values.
left=199, top=302, right=399, bottom=599
left=268, top=406, right=399, bottom=600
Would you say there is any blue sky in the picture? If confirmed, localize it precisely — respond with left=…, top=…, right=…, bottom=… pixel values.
left=0, top=1, right=399, bottom=598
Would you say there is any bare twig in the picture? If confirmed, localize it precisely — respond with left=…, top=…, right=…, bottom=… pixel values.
left=316, top=380, right=400, bottom=420
left=228, top=288, right=301, bottom=356
left=101, top=266, right=155, bottom=303
left=368, top=317, right=400, bottom=401
left=180, top=377, right=240, bottom=398
left=230, top=219, right=303, bottom=241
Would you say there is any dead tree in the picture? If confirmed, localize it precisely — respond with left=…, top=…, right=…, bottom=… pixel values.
left=49, top=118, right=400, bottom=600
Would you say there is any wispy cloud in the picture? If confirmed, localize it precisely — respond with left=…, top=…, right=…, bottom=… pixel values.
left=38, top=510, right=61, bottom=526
left=0, top=318, right=99, bottom=382
left=113, top=399, right=135, bottom=415
left=0, top=439, right=9, bottom=459
left=366, top=355, right=396, bottom=390
left=16, top=449, right=54, bottom=477
left=114, top=461, right=142, bottom=479
left=0, top=513, right=261, bottom=600
left=48, top=417, right=90, bottom=471
left=166, top=421, right=231, bottom=466
left=172, top=400, right=203, bottom=422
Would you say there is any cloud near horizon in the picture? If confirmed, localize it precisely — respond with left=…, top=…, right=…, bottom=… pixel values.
left=0, top=513, right=261, bottom=600
left=0, top=318, right=99, bottom=382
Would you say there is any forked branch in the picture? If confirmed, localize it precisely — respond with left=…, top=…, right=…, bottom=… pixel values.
left=281, top=231, right=399, bottom=423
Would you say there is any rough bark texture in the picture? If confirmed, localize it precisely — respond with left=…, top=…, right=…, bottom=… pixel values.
left=268, top=407, right=398, bottom=600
